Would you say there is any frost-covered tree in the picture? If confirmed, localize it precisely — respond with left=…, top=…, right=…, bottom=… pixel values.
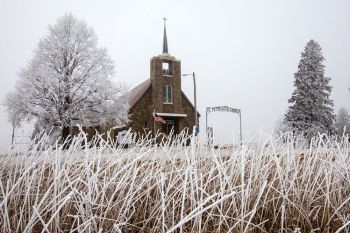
left=274, top=116, right=289, bottom=136
left=3, top=91, right=26, bottom=146
left=284, top=40, right=335, bottom=138
left=4, top=13, right=129, bottom=141
left=335, top=108, right=350, bottom=137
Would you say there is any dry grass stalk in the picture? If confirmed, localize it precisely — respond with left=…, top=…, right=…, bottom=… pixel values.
left=0, top=131, right=349, bottom=232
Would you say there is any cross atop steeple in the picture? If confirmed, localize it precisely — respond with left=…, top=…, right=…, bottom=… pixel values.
left=162, top=17, right=169, bottom=54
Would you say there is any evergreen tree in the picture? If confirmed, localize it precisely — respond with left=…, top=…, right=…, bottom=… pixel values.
left=284, top=40, right=335, bottom=138
left=335, top=108, right=350, bottom=137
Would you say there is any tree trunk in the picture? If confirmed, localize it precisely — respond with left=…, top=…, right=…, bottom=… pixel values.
left=61, top=126, right=71, bottom=149
left=11, top=122, right=15, bottom=149
left=61, top=92, right=72, bottom=149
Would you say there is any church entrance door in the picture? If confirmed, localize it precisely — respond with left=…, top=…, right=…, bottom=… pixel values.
left=162, top=119, right=177, bottom=135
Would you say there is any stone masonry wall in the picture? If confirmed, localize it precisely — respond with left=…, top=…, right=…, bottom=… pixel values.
left=150, top=55, right=183, bottom=114
left=181, top=94, right=198, bottom=133
left=128, top=87, right=154, bottom=134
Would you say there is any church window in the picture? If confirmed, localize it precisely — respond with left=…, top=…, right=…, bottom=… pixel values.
left=162, top=61, right=172, bottom=76
left=162, top=85, right=172, bottom=103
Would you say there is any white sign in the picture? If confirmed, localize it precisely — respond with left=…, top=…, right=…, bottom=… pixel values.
left=206, top=106, right=240, bottom=113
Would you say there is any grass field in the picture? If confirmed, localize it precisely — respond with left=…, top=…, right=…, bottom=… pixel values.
left=0, top=131, right=349, bottom=232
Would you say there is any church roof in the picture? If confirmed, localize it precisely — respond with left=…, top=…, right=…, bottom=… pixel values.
left=127, top=79, right=151, bottom=108
left=126, top=79, right=200, bottom=117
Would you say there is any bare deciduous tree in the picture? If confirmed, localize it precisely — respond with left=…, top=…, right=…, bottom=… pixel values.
left=4, top=13, right=129, bottom=142
left=3, top=91, right=26, bottom=146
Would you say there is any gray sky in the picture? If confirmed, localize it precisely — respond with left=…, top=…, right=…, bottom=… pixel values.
left=1, top=0, right=349, bottom=146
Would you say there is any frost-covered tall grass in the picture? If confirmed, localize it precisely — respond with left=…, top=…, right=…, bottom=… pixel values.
left=0, top=131, right=349, bottom=232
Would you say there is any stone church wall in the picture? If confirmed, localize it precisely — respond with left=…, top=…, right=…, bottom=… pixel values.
left=181, top=94, right=197, bottom=133
left=128, top=87, right=154, bottom=134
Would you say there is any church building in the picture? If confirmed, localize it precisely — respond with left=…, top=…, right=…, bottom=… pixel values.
left=124, top=22, right=199, bottom=137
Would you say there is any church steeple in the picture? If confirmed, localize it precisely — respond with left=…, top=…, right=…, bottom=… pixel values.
left=162, top=17, right=168, bottom=54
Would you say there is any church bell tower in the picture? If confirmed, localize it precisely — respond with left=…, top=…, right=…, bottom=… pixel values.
left=150, top=18, right=183, bottom=114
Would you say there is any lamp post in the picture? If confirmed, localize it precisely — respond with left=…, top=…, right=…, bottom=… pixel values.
left=239, top=110, right=242, bottom=144
left=182, top=72, right=198, bottom=132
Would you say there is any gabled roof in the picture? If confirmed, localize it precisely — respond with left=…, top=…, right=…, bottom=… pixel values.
left=127, top=79, right=151, bottom=108
left=181, top=91, right=201, bottom=117
left=127, top=79, right=200, bottom=117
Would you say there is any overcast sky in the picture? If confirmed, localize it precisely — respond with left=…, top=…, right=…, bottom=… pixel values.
left=1, top=0, right=349, bottom=146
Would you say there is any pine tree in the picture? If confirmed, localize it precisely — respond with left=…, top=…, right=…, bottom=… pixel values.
left=284, top=40, right=335, bottom=138
left=335, top=108, right=350, bottom=137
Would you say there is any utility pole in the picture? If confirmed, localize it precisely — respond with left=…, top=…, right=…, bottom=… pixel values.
left=193, top=72, right=198, bottom=126
left=183, top=72, right=198, bottom=135
left=239, top=110, right=243, bottom=144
